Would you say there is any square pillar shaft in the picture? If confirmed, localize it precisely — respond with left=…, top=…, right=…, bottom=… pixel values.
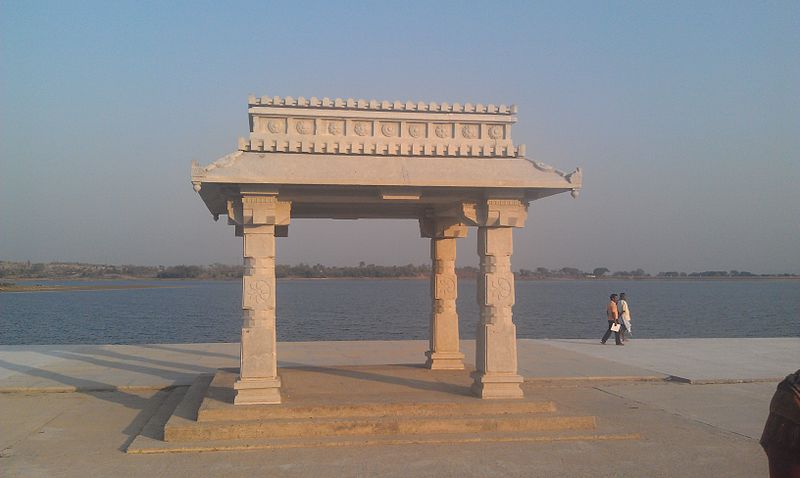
left=471, top=226, right=523, bottom=399
left=425, top=237, right=465, bottom=370
left=234, top=223, right=281, bottom=404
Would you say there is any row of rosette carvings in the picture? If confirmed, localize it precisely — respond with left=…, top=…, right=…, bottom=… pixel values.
left=237, top=137, right=525, bottom=158
left=248, top=95, right=516, bottom=115
left=251, top=116, right=512, bottom=142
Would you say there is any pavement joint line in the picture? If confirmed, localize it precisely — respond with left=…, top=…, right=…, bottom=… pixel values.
left=524, top=375, right=666, bottom=383
left=1, top=376, right=672, bottom=394
left=0, top=384, right=185, bottom=394
left=3, top=407, right=68, bottom=455
left=2, top=376, right=781, bottom=393
left=666, top=376, right=783, bottom=384
left=593, top=383, right=763, bottom=441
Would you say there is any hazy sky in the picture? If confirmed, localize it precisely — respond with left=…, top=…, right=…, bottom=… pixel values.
left=1, top=1, right=798, bottom=274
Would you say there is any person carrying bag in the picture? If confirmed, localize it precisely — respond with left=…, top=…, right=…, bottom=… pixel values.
left=601, top=294, right=623, bottom=345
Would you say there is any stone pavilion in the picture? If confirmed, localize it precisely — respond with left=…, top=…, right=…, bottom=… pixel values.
left=191, top=95, right=581, bottom=405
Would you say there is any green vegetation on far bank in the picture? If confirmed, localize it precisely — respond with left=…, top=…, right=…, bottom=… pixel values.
left=1, top=260, right=797, bottom=283
left=0, top=282, right=176, bottom=293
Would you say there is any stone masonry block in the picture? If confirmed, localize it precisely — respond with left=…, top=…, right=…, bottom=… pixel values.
left=240, top=326, right=277, bottom=379
left=479, top=227, right=513, bottom=256
left=477, top=322, right=518, bottom=374
left=243, top=228, right=275, bottom=258
left=432, top=238, right=457, bottom=261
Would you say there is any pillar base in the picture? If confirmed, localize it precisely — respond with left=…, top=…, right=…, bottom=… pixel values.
left=470, top=372, right=524, bottom=399
left=424, top=351, right=465, bottom=370
left=233, top=376, right=282, bottom=405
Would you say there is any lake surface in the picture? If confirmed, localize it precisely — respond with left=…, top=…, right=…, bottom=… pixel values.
left=1, top=279, right=798, bottom=345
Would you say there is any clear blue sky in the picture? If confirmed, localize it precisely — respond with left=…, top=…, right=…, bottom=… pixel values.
left=1, top=1, right=798, bottom=274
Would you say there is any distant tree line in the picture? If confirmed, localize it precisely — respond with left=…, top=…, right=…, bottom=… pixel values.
left=157, top=264, right=242, bottom=279
left=517, top=267, right=649, bottom=279
left=657, top=270, right=760, bottom=278
left=275, top=262, right=430, bottom=278
left=0, top=261, right=162, bottom=279
left=0, top=261, right=432, bottom=280
left=517, top=267, right=796, bottom=279
left=0, top=261, right=796, bottom=281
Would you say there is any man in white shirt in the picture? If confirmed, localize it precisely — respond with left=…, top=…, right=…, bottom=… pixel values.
left=619, top=292, right=632, bottom=342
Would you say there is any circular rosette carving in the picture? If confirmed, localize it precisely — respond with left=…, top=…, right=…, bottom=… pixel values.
left=295, top=120, right=312, bottom=135
left=354, top=122, right=370, bottom=136
left=434, top=124, right=450, bottom=138
left=434, top=274, right=457, bottom=300
left=381, top=123, right=396, bottom=137
left=461, top=124, right=478, bottom=139
left=486, top=276, right=513, bottom=305
left=488, top=125, right=503, bottom=140
left=247, top=280, right=272, bottom=305
left=408, top=124, right=423, bottom=138
left=267, top=119, right=282, bottom=134
left=327, top=122, right=342, bottom=135
left=496, top=277, right=512, bottom=298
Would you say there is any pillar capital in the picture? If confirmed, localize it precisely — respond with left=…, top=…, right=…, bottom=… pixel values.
left=226, top=195, right=291, bottom=227
left=419, top=217, right=468, bottom=239
left=460, top=199, right=528, bottom=228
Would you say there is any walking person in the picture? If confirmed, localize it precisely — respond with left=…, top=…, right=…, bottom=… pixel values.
left=619, top=292, right=632, bottom=342
left=761, top=369, right=800, bottom=478
left=601, top=293, right=622, bottom=345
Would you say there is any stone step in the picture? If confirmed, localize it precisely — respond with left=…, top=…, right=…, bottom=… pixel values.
left=198, top=368, right=556, bottom=422
left=155, top=369, right=603, bottom=446
left=130, top=387, right=187, bottom=445
left=127, top=369, right=635, bottom=453
left=165, top=413, right=597, bottom=442
left=171, top=374, right=213, bottom=422
left=129, top=429, right=639, bottom=454
left=199, top=398, right=558, bottom=421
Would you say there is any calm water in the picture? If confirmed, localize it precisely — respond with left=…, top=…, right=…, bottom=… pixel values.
left=1, top=279, right=798, bottom=345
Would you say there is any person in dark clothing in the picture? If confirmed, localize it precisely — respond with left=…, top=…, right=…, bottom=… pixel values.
left=761, top=369, right=800, bottom=478
left=600, top=293, right=622, bottom=345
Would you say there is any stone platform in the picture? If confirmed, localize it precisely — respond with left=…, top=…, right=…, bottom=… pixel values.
left=128, top=365, right=635, bottom=453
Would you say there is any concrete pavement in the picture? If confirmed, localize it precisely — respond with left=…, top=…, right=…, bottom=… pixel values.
left=3, top=338, right=797, bottom=392
left=1, top=338, right=796, bottom=477
left=540, top=338, right=800, bottom=383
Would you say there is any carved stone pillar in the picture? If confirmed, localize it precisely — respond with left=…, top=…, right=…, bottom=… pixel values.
left=229, top=194, right=290, bottom=405
left=421, top=218, right=468, bottom=370
left=472, top=226, right=523, bottom=398
left=459, top=199, right=527, bottom=399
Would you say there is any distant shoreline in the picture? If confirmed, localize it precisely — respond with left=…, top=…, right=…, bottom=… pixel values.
left=2, top=275, right=798, bottom=293
left=4, top=261, right=797, bottom=284
left=0, top=283, right=185, bottom=293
